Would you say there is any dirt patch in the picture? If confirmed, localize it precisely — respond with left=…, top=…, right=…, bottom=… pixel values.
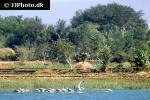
left=0, top=61, right=51, bottom=68
left=73, top=62, right=94, bottom=70
left=136, top=71, right=149, bottom=76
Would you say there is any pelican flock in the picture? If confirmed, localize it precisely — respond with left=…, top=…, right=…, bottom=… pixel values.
left=13, top=81, right=113, bottom=93
left=14, top=81, right=84, bottom=93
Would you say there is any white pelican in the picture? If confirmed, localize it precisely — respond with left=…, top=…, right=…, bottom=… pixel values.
left=105, top=88, right=113, bottom=92
left=74, top=81, right=84, bottom=92
left=35, top=88, right=41, bottom=92
left=67, top=88, right=74, bottom=93
left=14, top=88, right=29, bottom=93
left=61, top=88, right=68, bottom=92
left=56, top=89, right=62, bottom=92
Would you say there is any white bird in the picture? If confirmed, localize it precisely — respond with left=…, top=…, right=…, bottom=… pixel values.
left=49, top=88, right=56, bottom=93
left=56, top=89, right=62, bottom=92
left=67, top=88, right=74, bottom=93
left=61, top=88, right=68, bottom=92
left=74, top=81, right=84, bottom=92
left=35, top=88, right=41, bottom=92
left=14, top=88, right=29, bottom=93
left=39, top=88, right=46, bottom=92
left=105, top=89, right=113, bottom=92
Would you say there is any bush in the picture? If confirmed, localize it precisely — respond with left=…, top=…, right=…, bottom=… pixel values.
left=14, top=46, right=35, bottom=62
left=99, top=45, right=112, bottom=72
left=0, top=48, right=15, bottom=60
left=118, top=62, right=131, bottom=68
left=133, top=49, right=149, bottom=70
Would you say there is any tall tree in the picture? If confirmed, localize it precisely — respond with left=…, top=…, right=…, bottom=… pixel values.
left=6, top=16, right=46, bottom=47
left=0, top=16, right=22, bottom=47
left=71, top=3, right=148, bottom=32
left=69, top=22, right=105, bottom=59
left=71, top=3, right=149, bottom=62
left=55, top=19, right=70, bottom=39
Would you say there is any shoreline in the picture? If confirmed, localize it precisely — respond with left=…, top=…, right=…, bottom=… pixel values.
left=0, top=61, right=149, bottom=91
left=0, top=75, right=149, bottom=92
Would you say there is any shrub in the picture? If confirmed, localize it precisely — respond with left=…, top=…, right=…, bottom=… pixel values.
left=119, top=62, right=131, bottom=68
left=133, top=49, right=149, bottom=70
left=0, top=48, right=15, bottom=60
left=14, top=46, right=35, bottom=62
left=99, top=45, right=112, bottom=72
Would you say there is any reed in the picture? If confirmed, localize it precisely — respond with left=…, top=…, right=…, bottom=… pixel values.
left=0, top=78, right=149, bottom=92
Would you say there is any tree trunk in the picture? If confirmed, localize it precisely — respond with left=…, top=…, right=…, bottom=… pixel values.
left=43, top=52, right=46, bottom=61
left=66, top=55, right=73, bottom=69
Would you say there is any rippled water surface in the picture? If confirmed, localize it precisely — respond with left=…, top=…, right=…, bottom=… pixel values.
left=0, top=90, right=150, bottom=100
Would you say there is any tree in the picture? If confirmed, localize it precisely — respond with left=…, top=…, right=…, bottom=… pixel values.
left=55, top=19, right=69, bottom=39
left=99, top=45, right=112, bottom=72
left=78, top=52, right=90, bottom=63
left=0, top=16, right=22, bottom=48
left=71, top=3, right=148, bottom=32
left=71, top=3, right=149, bottom=61
left=51, top=39, right=75, bottom=69
left=6, top=16, right=46, bottom=48
left=71, top=10, right=84, bottom=28
left=46, top=25, right=56, bottom=42
left=69, top=22, right=105, bottom=58
left=0, top=16, right=21, bottom=37
left=133, top=44, right=149, bottom=71
left=0, top=35, right=6, bottom=47
left=5, top=16, right=48, bottom=60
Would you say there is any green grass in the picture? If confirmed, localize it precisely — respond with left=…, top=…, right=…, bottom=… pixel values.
left=90, top=62, right=121, bottom=69
left=15, top=65, right=49, bottom=69
left=90, top=62, right=102, bottom=69
left=82, top=78, right=150, bottom=90
left=0, top=78, right=150, bottom=92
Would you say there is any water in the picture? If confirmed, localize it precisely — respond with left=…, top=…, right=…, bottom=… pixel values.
left=0, top=90, right=150, bottom=100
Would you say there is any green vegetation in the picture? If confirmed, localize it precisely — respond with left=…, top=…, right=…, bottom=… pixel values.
left=77, top=52, right=90, bottom=63
left=0, top=48, right=15, bottom=60
left=0, top=78, right=149, bottom=91
left=133, top=44, right=150, bottom=70
left=0, top=3, right=150, bottom=71
left=99, top=45, right=112, bottom=72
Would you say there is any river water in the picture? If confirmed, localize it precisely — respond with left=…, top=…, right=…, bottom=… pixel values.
left=0, top=90, right=149, bottom=100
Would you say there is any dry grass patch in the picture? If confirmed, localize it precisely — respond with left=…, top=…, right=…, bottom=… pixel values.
left=34, top=69, right=55, bottom=75
left=73, top=62, right=95, bottom=70
left=136, top=71, right=150, bottom=76
left=0, top=61, right=51, bottom=68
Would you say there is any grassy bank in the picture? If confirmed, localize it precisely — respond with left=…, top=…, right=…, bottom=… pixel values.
left=0, top=78, right=150, bottom=92
left=0, top=61, right=150, bottom=92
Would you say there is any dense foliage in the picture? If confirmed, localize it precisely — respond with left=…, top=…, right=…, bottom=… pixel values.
left=0, top=3, right=150, bottom=70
